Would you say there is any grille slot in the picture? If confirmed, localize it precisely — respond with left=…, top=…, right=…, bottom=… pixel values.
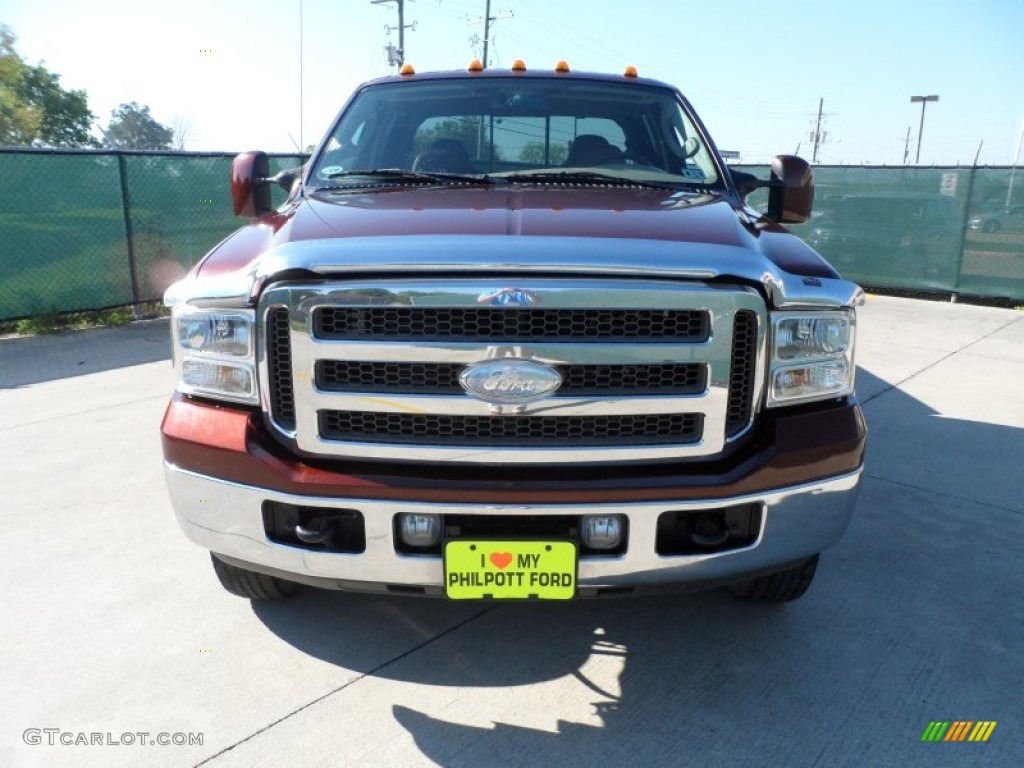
left=313, top=307, right=709, bottom=343
left=726, top=310, right=757, bottom=436
left=316, top=361, right=706, bottom=396
left=267, top=308, right=296, bottom=429
left=319, top=411, right=703, bottom=446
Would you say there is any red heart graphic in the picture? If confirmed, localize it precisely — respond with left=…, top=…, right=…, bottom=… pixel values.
left=489, top=552, right=513, bottom=570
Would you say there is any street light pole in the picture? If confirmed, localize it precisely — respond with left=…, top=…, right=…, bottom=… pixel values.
left=910, top=94, right=939, bottom=164
left=299, top=0, right=304, bottom=151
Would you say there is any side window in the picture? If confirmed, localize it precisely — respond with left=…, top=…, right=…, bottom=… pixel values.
left=493, top=117, right=544, bottom=164
left=349, top=121, right=365, bottom=147
left=574, top=118, right=626, bottom=151
left=413, top=116, right=484, bottom=159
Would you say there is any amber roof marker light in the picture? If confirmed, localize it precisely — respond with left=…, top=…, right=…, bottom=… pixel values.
left=555, top=60, right=570, bottom=73
left=399, top=63, right=415, bottom=76
left=468, top=60, right=483, bottom=72
left=623, top=65, right=638, bottom=78
left=511, top=59, right=527, bottom=71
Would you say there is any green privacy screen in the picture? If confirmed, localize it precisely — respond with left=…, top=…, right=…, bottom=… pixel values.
left=1, top=152, right=129, bottom=318
left=1, top=152, right=1022, bottom=321
left=0, top=150, right=305, bottom=321
left=736, top=164, right=1024, bottom=300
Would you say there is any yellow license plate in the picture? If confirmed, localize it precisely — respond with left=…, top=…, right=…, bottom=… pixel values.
left=444, top=540, right=577, bottom=600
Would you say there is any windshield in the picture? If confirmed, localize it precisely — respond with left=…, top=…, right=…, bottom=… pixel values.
left=308, top=76, right=722, bottom=189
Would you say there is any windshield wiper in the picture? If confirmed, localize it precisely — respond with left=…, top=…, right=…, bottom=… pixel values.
left=498, top=171, right=684, bottom=190
left=319, top=168, right=493, bottom=186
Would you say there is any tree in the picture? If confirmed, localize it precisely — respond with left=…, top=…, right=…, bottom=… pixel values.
left=413, top=117, right=501, bottom=162
left=0, top=24, right=97, bottom=147
left=17, top=63, right=96, bottom=146
left=102, top=102, right=173, bottom=150
left=519, top=140, right=566, bottom=166
left=169, top=114, right=193, bottom=150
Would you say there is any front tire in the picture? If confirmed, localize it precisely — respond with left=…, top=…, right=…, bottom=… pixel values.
left=210, top=553, right=300, bottom=600
left=727, top=555, right=819, bottom=603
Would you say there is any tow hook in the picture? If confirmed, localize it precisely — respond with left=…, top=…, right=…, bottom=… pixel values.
left=690, top=515, right=731, bottom=548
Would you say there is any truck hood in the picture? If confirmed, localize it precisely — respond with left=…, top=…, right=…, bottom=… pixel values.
left=167, top=186, right=863, bottom=310
left=300, top=187, right=747, bottom=245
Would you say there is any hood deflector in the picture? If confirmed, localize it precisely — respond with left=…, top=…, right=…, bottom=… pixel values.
left=165, top=235, right=864, bottom=311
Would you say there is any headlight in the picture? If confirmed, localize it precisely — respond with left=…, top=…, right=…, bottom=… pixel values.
left=177, top=312, right=252, bottom=357
left=767, top=311, right=855, bottom=407
left=172, top=308, right=258, bottom=404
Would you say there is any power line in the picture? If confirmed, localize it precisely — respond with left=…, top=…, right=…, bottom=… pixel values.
left=407, top=1, right=470, bottom=22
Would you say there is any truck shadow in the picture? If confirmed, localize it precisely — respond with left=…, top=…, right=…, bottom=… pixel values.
left=0, top=319, right=170, bottom=389
left=248, top=365, right=1021, bottom=764
left=253, top=589, right=808, bottom=762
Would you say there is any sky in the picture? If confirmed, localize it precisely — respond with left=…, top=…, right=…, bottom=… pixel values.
left=3, top=0, right=1024, bottom=165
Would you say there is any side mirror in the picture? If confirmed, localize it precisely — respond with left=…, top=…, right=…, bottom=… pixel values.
left=230, top=151, right=273, bottom=217
left=730, top=169, right=761, bottom=199
left=271, top=166, right=305, bottom=198
left=766, top=155, right=814, bottom=223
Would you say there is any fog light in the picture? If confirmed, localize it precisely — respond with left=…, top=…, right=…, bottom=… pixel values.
left=399, top=513, right=441, bottom=547
left=581, top=515, right=624, bottom=550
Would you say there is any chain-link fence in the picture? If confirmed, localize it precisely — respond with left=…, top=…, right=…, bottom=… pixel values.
left=0, top=149, right=305, bottom=321
left=1, top=152, right=1022, bottom=322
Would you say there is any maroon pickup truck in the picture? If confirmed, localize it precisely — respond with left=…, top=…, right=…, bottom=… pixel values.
left=162, top=63, right=865, bottom=603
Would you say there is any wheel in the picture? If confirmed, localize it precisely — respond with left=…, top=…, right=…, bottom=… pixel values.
left=727, top=555, right=819, bottom=603
left=210, top=553, right=300, bottom=600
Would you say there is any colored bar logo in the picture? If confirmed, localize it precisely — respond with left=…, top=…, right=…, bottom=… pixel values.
left=921, top=721, right=997, bottom=742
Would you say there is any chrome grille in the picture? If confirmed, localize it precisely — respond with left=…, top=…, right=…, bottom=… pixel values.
left=316, top=361, right=706, bottom=396
left=314, top=306, right=709, bottom=342
left=319, top=411, right=702, bottom=445
left=258, top=279, right=766, bottom=464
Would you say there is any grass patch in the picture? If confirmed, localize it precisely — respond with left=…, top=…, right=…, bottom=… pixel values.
left=14, top=309, right=63, bottom=335
left=5, top=302, right=168, bottom=336
left=67, top=307, right=134, bottom=330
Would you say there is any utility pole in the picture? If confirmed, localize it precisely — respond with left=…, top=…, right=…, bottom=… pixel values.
left=910, top=94, right=939, bottom=164
left=903, top=126, right=911, bottom=164
left=811, top=98, right=824, bottom=163
left=467, top=1, right=512, bottom=68
left=372, top=0, right=415, bottom=68
left=482, top=0, right=492, bottom=68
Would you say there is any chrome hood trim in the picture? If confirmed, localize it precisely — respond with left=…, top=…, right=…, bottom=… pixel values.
left=164, top=234, right=864, bottom=310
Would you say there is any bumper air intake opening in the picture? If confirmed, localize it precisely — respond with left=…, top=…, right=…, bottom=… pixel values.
left=262, top=501, right=366, bottom=553
left=655, top=503, right=762, bottom=555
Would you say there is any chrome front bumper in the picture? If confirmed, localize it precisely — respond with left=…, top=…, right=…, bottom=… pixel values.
left=165, top=462, right=862, bottom=595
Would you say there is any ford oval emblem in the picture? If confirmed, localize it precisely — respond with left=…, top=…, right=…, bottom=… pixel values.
left=459, top=359, right=562, bottom=405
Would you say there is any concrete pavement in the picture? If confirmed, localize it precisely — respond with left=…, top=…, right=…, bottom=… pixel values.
left=1, top=296, right=1021, bottom=767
